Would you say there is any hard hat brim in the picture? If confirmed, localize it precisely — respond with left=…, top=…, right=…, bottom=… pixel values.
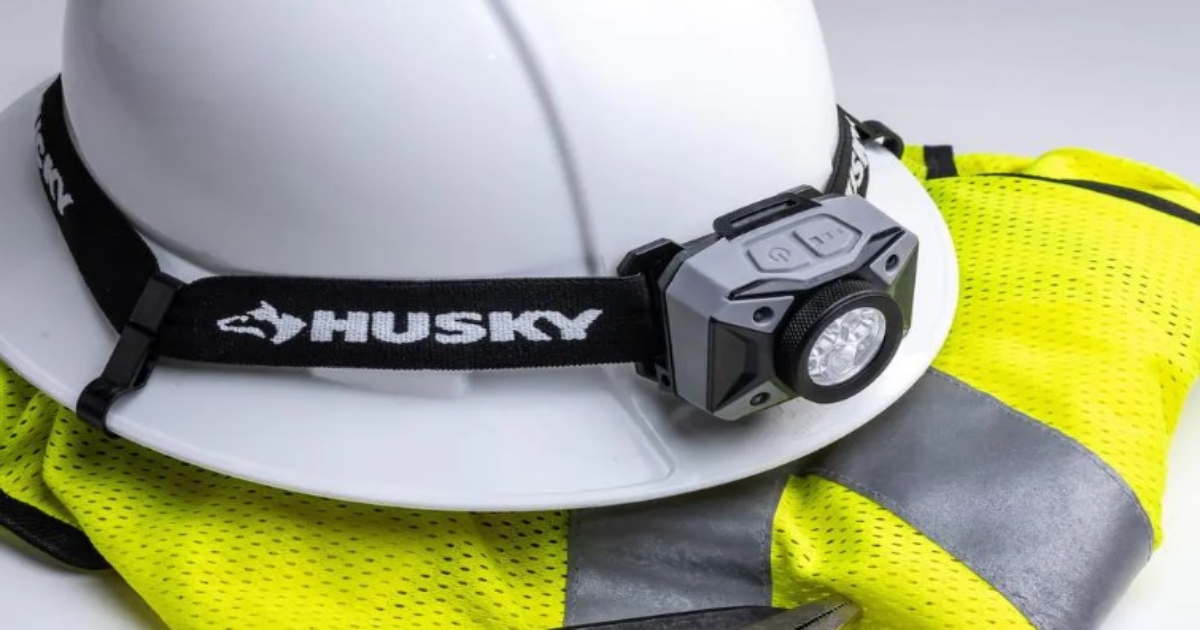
left=0, top=81, right=958, bottom=510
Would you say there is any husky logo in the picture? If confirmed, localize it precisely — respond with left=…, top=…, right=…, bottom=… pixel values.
left=35, top=116, right=75, bottom=215
left=216, top=302, right=604, bottom=346
left=216, top=301, right=307, bottom=345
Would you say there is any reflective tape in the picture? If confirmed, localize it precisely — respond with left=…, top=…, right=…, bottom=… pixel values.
left=563, top=466, right=794, bottom=626
left=810, top=370, right=1152, bottom=630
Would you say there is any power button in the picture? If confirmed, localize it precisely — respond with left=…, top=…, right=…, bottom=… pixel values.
left=748, top=234, right=813, bottom=272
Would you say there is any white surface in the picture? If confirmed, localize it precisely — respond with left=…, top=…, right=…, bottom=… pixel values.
left=0, top=0, right=1195, bottom=628
left=0, top=0, right=956, bottom=511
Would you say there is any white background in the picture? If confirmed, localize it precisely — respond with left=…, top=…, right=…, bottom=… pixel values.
left=1, top=1, right=1198, bottom=628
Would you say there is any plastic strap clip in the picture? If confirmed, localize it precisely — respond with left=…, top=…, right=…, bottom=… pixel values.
left=77, top=272, right=183, bottom=433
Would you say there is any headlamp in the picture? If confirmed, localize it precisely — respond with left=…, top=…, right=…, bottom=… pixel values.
left=621, top=186, right=915, bottom=419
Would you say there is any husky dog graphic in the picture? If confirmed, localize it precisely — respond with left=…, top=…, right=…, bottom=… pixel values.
left=216, top=301, right=307, bottom=345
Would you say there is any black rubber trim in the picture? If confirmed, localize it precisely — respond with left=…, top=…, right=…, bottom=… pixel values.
left=985, top=173, right=1200, bottom=228
left=0, top=489, right=109, bottom=570
left=923, top=145, right=958, bottom=179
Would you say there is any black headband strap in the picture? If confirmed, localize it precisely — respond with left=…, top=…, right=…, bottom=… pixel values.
left=34, top=77, right=890, bottom=430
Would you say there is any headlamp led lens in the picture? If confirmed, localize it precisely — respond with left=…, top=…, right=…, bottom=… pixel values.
left=806, top=306, right=888, bottom=386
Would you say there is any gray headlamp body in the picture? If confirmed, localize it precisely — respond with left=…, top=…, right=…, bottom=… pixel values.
left=622, top=187, right=918, bottom=420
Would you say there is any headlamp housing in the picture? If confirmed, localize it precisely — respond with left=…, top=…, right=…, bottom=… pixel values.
left=620, top=186, right=917, bottom=420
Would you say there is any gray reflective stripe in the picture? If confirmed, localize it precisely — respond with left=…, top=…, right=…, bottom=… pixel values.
left=563, top=465, right=794, bottom=626
left=810, top=370, right=1153, bottom=630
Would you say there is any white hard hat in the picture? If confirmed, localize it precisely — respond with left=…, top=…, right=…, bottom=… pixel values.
left=0, top=0, right=957, bottom=509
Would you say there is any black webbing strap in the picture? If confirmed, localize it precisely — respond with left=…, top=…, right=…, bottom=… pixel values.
left=34, top=77, right=889, bottom=430
left=36, top=84, right=161, bottom=332
left=0, top=488, right=109, bottom=570
left=829, top=107, right=870, bottom=197
left=162, top=275, right=652, bottom=370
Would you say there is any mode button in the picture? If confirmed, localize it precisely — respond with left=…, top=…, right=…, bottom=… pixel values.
left=794, top=216, right=861, bottom=258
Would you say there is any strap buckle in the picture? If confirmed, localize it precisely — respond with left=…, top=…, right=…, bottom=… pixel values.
left=77, top=272, right=183, bottom=433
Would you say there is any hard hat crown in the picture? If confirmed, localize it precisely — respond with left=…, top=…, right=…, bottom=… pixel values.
left=61, top=0, right=840, bottom=279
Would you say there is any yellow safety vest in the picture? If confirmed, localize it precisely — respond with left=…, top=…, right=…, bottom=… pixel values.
left=1, top=145, right=1198, bottom=629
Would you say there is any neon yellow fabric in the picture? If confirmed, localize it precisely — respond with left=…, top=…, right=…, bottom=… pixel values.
left=927, top=147, right=1200, bottom=541
left=898, top=145, right=930, bottom=181
left=1, top=377, right=569, bottom=629
left=0, top=371, right=74, bottom=526
left=770, top=145, right=1200, bottom=626
left=771, top=476, right=1032, bottom=629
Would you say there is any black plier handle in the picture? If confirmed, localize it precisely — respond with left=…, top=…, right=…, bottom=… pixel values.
left=555, top=596, right=861, bottom=630
left=739, top=596, right=861, bottom=629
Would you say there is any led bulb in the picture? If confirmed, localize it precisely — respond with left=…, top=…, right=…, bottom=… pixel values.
left=806, top=306, right=888, bottom=387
